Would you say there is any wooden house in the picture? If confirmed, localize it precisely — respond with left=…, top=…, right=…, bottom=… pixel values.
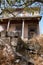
left=0, top=7, right=42, bottom=39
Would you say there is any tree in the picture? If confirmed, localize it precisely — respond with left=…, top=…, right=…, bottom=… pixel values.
left=0, top=0, right=43, bottom=8
left=6, top=0, right=43, bottom=7
left=0, top=0, right=1, bottom=7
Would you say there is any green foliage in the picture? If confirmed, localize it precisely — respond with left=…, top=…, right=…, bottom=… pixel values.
left=0, top=0, right=1, bottom=3
left=0, top=0, right=43, bottom=8
left=16, top=0, right=21, bottom=3
left=7, top=0, right=13, bottom=6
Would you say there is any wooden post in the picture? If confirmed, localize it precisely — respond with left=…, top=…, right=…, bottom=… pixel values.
left=21, top=19, right=24, bottom=39
left=7, top=20, right=10, bottom=31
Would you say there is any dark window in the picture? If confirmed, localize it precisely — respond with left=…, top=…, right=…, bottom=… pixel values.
left=28, top=28, right=37, bottom=39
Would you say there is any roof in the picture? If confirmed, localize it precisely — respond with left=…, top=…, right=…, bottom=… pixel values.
left=0, top=7, right=41, bottom=20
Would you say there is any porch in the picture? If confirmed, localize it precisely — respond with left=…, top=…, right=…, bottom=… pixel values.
left=0, top=18, right=40, bottom=40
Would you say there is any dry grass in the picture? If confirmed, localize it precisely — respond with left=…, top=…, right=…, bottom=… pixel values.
left=0, top=34, right=43, bottom=65
left=26, top=34, right=43, bottom=65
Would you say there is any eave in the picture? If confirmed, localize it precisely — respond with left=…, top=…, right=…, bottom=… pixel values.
left=0, top=16, right=42, bottom=21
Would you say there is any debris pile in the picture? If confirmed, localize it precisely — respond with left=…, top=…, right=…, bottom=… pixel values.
left=0, top=31, right=43, bottom=65
left=0, top=37, right=15, bottom=65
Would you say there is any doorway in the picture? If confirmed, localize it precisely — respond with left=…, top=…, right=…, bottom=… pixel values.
left=28, top=27, right=37, bottom=39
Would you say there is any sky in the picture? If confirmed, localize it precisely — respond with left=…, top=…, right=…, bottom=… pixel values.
left=39, top=16, right=43, bottom=34
left=39, top=5, right=43, bottom=34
